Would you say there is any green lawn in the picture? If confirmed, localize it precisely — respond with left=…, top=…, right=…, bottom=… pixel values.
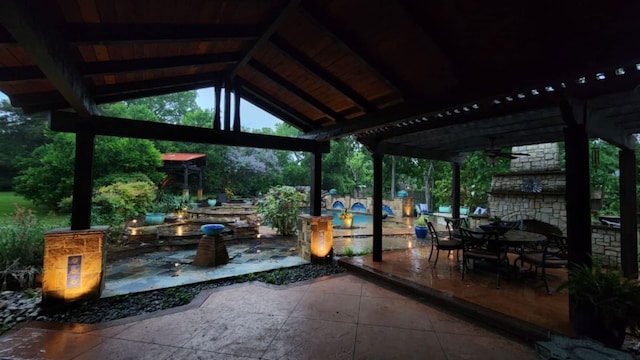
left=0, top=192, right=69, bottom=224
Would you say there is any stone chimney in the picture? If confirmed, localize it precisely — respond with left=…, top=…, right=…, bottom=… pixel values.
left=488, top=143, right=566, bottom=231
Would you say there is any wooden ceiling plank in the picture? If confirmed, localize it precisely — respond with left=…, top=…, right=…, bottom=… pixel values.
left=270, top=35, right=375, bottom=113
left=49, top=110, right=330, bottom=153
left=299, top=6, right=413, bottom=100
left=248, top=59, right=344, bottom=122
left=0, top=0, right=98, bottom=116
left=93, top=71, right=225, bottom=97
left=227, top=0, right=300, bottom=80
left=0, top=66, right=43, bottom=81
left=63, top=24, right=262, bottom=44
left=80, top=52, right=242, bottom=76
left=95, top=81, right=215, bottom=105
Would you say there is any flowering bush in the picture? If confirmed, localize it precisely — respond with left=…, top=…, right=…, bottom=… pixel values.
left=256, top=186, right=306, bottom=236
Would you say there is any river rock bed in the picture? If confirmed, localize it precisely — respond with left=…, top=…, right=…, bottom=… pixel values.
left=0, top=262, right=345, bottom=334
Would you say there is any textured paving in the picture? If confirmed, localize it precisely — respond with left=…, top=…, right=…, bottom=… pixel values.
left=0, top=274, right=536, bottom=360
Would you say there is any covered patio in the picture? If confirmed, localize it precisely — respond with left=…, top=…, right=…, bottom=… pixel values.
left=1, top=0, right=640, bottom=348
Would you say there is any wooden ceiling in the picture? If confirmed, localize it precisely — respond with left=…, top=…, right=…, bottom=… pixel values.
left=1, top=0, right=640, bottom=159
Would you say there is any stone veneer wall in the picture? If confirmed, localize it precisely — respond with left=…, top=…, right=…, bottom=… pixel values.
left=591, top=225, right=623, bottom=268
left=510, top=143, right=561, bottom=172
left=489, top=143, right=567, bottom=231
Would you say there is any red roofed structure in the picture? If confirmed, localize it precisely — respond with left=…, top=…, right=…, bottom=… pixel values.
left=160, top=153, right=206, bottom=200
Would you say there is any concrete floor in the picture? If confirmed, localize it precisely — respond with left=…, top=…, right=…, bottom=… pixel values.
left=0, top=274, right=536, bottom=359
left=0, top=219, right=561, bottom=359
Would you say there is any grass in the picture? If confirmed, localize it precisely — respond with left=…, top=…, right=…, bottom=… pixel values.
left=0, top=192, right=69, bottom=225
left=341, top=246, right=372, bottom=257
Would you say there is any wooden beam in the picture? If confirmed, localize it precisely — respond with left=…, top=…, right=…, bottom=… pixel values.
left=299, top=101, right=427, bottom=140
left=248, top=59, right=344, bottom=122
left=0, top=0, right=98, bottom=116
left=93, top=71, right=225, bottom=98
left=587, top=100, right=636, bottom=150
left=227, top=0, right=299, bottom=80
left=300, top=5, right=413, bottom=99
left=213, top=86, right=221, bottom=130
left=236, top=78, right=316, bottom=131
left=240, top=89, right=310, bottom=132
left=95, top=81, right=215, bottom=105
left=80, top=52, right=242, bottom=76
left=376, top=142, right=466, bottom=163
left=270, top=35, right=375, bottom=112
left=17, top=81, right=215, bottom=112
left=63, top=24, right=261, bottom=44
left=0, top=66, right=43, bottom=81
left=49, top=111, right=330, bottom=153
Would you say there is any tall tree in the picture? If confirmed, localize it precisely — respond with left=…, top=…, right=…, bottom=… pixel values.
left=0, top=100, right=48, bottom=190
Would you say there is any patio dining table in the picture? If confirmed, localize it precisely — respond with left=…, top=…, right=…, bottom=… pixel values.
left=475, top=228, right=548, bottom=269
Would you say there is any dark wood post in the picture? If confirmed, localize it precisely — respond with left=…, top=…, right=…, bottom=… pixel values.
left=213, top=86, right=221, bottom=130
left=619, top=148, right=638, bottom=278
left=451, top=162, right=461, bottom=219
left=563, top=123, right=592, bottom=268
left=233, top=89, right=241, bottom=132
left=70, top=131, right=95, bottom=230
left=224, top=85, right=231, bottom=131
left=373, top=149, right=383, bottom=262
left=310, top=151, right=322, bottom=216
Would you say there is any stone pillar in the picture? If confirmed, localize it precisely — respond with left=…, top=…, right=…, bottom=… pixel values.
left=42, top=226, right=109, bottom=311
left=297, top=215, right=333, bottom=262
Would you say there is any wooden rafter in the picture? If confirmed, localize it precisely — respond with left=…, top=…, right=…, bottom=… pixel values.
left=235, top=78, right=316, bottom=131
left=299, top=5, right=413, bottom=100
left=270, top=35, right=375, bottom=113
left=227, top=0, right=300, bottom=81
left=248, top=59, right=343, bottom=122
left=63, top=24, right=261, bottom=44
left=49, top=111, right=329, bottom=153
left=0, top=0, right=98, bottom=116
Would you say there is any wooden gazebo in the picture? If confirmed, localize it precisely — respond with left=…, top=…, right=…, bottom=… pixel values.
left=160, top=153, right=206, bottom=200
left=0, top=1, right=639, bottom=278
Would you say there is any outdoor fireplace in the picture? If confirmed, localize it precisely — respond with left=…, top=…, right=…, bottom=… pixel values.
left=488, top=143, right=567, bottom=232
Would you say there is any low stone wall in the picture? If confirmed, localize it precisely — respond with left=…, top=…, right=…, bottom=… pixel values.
left=326, top=195, right=411, bottom=217
left=591, top=225, right=623, bottom=268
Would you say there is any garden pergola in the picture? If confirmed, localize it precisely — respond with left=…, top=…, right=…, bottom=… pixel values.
left=0, top=0, right=639, bottom=279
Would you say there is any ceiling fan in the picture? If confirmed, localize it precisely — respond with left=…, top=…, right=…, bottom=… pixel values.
left=484, top=136, right=530, bottom=160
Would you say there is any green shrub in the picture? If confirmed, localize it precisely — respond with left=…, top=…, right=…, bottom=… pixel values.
left=0, top=206, right=50, bottom=267
left=256, top=185, right=306, bottom=236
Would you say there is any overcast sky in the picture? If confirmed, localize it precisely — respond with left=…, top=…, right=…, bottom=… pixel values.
left=0, top=88, right=282, bottom=130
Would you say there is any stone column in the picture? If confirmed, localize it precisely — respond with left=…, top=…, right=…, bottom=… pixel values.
left=42, top=226, right=109, bottom=311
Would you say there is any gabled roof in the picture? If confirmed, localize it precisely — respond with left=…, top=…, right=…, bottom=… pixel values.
left=161, top=153, right=206, bottom=162
left=1, top=0, right=639, bottom=159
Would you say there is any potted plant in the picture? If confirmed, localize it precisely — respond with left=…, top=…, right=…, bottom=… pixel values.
left=559, top=260, right=640, bottom=348
left=339, top=208, right=354, bottom=229
left=414, top=214, right=428, bottom=239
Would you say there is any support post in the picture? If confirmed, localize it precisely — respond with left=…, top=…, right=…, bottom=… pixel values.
left=619, top=148, right=638, bottom=278
left=563, top=123, right=592, bottom=268
left=197, top=171, right=203, bottom=201
left=182, top=164, right=189, bottom=198
left=310, top=151, right=322, bottom=216
left=451, top=162, right=461, bottom=220
left=70, top=131, right=95, bottom=230
left=373, top=150, right=383, bottom=262
left=224, top=85, right=231, bottom=131
left=213, top=86, right=221, bottom=130
left=233, top=88, right=241, bottom=132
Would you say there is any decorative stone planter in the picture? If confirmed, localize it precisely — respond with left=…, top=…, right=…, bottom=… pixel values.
left=144, top=212, right=165, bottom=225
